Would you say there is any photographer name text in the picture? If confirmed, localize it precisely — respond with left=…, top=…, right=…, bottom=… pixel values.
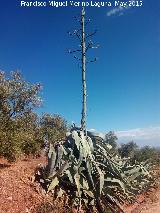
left=20, top=1, right=143, bottom=8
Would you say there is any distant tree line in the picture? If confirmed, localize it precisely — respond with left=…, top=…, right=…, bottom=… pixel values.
left=0, top=71, right=68, bottom=162
left=104, top=131, right=160, bottom=165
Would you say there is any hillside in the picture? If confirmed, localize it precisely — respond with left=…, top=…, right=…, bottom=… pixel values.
left=0, top=157, right=160, bottom=213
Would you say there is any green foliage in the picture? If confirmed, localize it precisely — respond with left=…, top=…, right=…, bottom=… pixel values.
left=118, top=141, right=138, bottom=158
left=104, top=131, right=118, bottom=150
left=0, top=71, right=42, bottom=161
left=38, top=129, right=153, bottom=213
left=0, top=70, right=68, bottom=162
left=0, top=71, right=42, bottom=119
left=40, top=113, right=68, bottom=145
left=0, top=128, right=22, bottom=162
left=118, top=141, right=160, bottom=166
left=20, top=112, right=44, bottom=156
left=134, top=146, right=160, bottom=165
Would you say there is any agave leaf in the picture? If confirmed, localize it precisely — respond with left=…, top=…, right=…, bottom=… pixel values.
left=99, top=170, right=104, bottom=195
left=56, top=144, right=64, bottom=167
left=65, top=170, right=74, bottom=183
left=47, top=145, right=56, bottom=176
left=74, top=173, right=81, bottom=197
left=82, top=178, right=89, bottom=190
left=57, top=188, right=64, bottom=198
left=48, top=177, right=59, bottom=192
left=48, top=161, right=70, bottom=179
left=79, top=166, right=86, bottom=174
left=127, top=172, right=143, bottom=182
left=72, top=131, right=81, bottom=151
left=86, top=136, right=94, bottom=153
left=79, top=132, right=92, bottom=159
left=123, top=166, right=141, bottom=176
left=94, top=164, right=104, bottom=196
left=89, top=198, right=95, bottom=206
left=48, top=143, right=55, bottom=159
left=104, top=177, right=126, bottom=194
left=86, top=160, right=94, bottom=189
left=84, top=190, right=94, bottom=198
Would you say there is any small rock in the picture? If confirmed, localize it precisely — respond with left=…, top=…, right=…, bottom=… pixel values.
left=6, top=196, right=12, bottom=201
left=25, top=208, right=29, bottom=213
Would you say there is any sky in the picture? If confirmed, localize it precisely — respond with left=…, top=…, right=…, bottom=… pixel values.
left=0, top=0, right=160, bottom=146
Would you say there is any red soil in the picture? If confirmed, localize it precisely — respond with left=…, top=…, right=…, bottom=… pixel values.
left=0, top=156, right=49, bottom=213
left=0, top=157, right=160, bottom=213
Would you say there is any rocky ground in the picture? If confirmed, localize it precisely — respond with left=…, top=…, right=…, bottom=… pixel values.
left=0, top=157, right=160, bottom=213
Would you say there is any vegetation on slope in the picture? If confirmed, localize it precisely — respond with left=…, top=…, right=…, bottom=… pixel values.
left=0, top=70, right=67, bottom=162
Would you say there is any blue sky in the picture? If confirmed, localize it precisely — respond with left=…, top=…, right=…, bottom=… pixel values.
left=0, top=0, right=160, bottom=145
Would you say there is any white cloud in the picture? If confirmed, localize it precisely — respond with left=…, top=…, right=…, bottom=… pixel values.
left=116, top=126, right=160, bottom=147
left=106, top=0, right=134, bottom=17
left=107, top=7, right=127, bottom=17
left=89, top=128, right=97, bottom=132
left=88, top=126, right=160, bottom=147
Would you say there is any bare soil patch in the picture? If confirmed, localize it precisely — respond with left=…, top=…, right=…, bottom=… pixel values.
left=0, top=156, right=49, bottom=213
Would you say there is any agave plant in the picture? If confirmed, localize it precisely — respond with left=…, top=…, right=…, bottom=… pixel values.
left=37, top=128, right=153, bottom=213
